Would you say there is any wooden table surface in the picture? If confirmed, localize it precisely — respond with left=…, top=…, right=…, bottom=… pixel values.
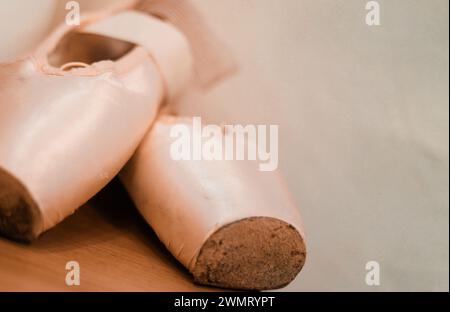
left=0, top=179, right=220, bottom=292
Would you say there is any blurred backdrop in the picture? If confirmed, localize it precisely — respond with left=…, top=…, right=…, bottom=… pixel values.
left=0, top=0, right=448, bottom=291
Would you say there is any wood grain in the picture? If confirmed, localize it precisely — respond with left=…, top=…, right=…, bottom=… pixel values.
left=0, top=179, right=220, bottom=291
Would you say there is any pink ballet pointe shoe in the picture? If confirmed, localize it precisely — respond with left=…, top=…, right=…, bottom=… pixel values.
left=121, top=116, right=306, bottom=290
left=0, top=0, right=233, bottom=241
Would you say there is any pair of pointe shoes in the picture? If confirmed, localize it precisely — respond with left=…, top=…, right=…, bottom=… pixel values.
left=0, top=0, right=305, bottom=290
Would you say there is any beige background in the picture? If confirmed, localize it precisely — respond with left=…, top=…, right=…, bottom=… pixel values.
left=0, top=0, right=448, bottom=291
